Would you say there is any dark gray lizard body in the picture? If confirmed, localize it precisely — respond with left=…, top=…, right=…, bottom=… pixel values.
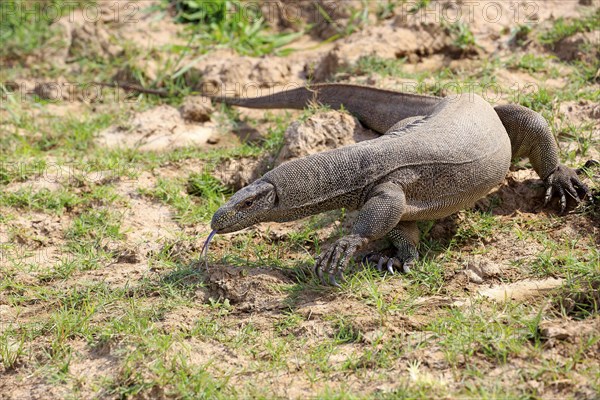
left=202, top=84, right=591, bottom=285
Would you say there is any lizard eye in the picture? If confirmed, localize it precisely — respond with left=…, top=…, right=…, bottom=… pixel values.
left=244, top=200, right=253, bottom=207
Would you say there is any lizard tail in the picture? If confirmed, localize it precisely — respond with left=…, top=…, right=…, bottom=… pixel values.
left=211, top=83, right=443, bottom=134
left=210, top=86, right=317, bottom=109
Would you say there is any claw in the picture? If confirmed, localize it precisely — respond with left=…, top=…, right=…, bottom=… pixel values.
left=386, top=259, right=395, bottom=275
left=544, top=185, right=553, bottom=207
left=564, top=182, right=579, bottom=201
left=571, top=177, right=592, bottom=202
left=558, top=187, right=567, bottom=214
left=315, top=255, right=328, bottom=285
left=376, top=257, right=386, bottom=272
left=335, top=270, right=346, bottom=285
left=329, top=274, right=342, bottom=288
left=329, top=246, right=344, bottom=276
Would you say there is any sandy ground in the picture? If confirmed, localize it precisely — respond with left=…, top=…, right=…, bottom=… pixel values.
left=1, top=0, right=599, bottom=398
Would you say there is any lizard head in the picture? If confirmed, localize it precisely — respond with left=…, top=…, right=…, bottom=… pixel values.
left=211, top=179, right=277, bottom=234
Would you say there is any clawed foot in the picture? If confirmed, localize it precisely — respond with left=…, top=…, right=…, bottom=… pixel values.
left=543, top=163, right=593, bottom=214
left=315, top=234, right=368, bottom=287
left=363, top=253, right=415, bottom=275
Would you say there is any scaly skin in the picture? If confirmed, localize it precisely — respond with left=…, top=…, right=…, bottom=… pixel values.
left=208, top=84, right=591, bottom=286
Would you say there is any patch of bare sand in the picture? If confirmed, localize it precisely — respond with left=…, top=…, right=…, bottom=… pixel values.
left=168, top=337, right=252, bottom=376
left=0, top=210, right=73, bottom=287
left=556, top=101, right=600, bottom=162
left=158, top=306, right=212, bottom=332
left=66, top=339, right=121, bottom=398
left=96, top=104, right=217, bottom=151
left=0, top=375, right=69, bottom=400
left=120, top=197, right=176, bottom=255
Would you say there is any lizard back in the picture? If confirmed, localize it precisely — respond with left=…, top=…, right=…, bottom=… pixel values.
left=263, top=93, right=512, bottom=221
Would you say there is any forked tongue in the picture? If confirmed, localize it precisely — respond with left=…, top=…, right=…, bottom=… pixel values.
left=201, top=230, right=217, bottom=271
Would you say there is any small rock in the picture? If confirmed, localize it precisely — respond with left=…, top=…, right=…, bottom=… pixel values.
left=479, top=261, right=502, bottom=277
left=206, top=136, right=220, bottom=145
left=464, top=269, right=484, bottom=283
left=362, top=330, right=386, bottom=344
left=464, top=260, right=502, bottom=283
left=180, top=95, right=214, bottom=122
left=539, top=323, right=570, bottom=340
left=589, top=105, right=600, bottom=120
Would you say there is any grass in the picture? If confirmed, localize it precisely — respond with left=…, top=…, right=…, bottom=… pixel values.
left=510, top=53, right=551, bottom=73
left=428, top=302, right=543, bottom=366
left=1, top=2, right=599, bottom=399
left=0, top=187, right=81, bottom=213
left=0, top=0, right=66, bottom=65
left=171, top=0, right=302, bottom=56
left=444, top=21, right=477, bottom=52
left=538, top=9, right=600, bottom=46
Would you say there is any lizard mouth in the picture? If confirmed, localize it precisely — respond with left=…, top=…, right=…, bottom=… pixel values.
left=210, top=208, right=253, bottom=234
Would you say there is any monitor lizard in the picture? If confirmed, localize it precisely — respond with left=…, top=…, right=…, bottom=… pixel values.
left=204, top=84, right=592, bottom=286
left=104, top=82, right=592, bottom=286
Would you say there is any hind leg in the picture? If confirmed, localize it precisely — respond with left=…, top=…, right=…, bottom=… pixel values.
left=364, top=221, right=419, bottom=274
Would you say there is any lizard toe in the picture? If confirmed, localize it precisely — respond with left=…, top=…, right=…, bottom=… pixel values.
left=402, top=259, right=415, bottom=274
left=316, top=235, right=366, bottom=287
left=544, top=164, right=594, bottom=213
left=364, top=253, right=410, bottom=275
left=315, top=249, right=335, bottom=285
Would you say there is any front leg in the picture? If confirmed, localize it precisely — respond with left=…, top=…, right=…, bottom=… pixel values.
left=315, top=182, right=406, bottom=286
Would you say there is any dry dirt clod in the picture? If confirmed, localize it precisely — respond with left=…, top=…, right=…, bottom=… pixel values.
left=552, top=31, right=600, bottom=63
left=180, top=96, right=214, bottom=123
left=205, top=265, right=294, bottom=312
left=463, top=260, right=503, bottom=283
left=212, top=157, right=272, bottom=191
left=185, top=50, right=301, bottom=97
left=539, top=322, right=571, bottom=340
left=276, top=111, right=378, bottom=163
left=312, top=22, right=451, bottom=81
